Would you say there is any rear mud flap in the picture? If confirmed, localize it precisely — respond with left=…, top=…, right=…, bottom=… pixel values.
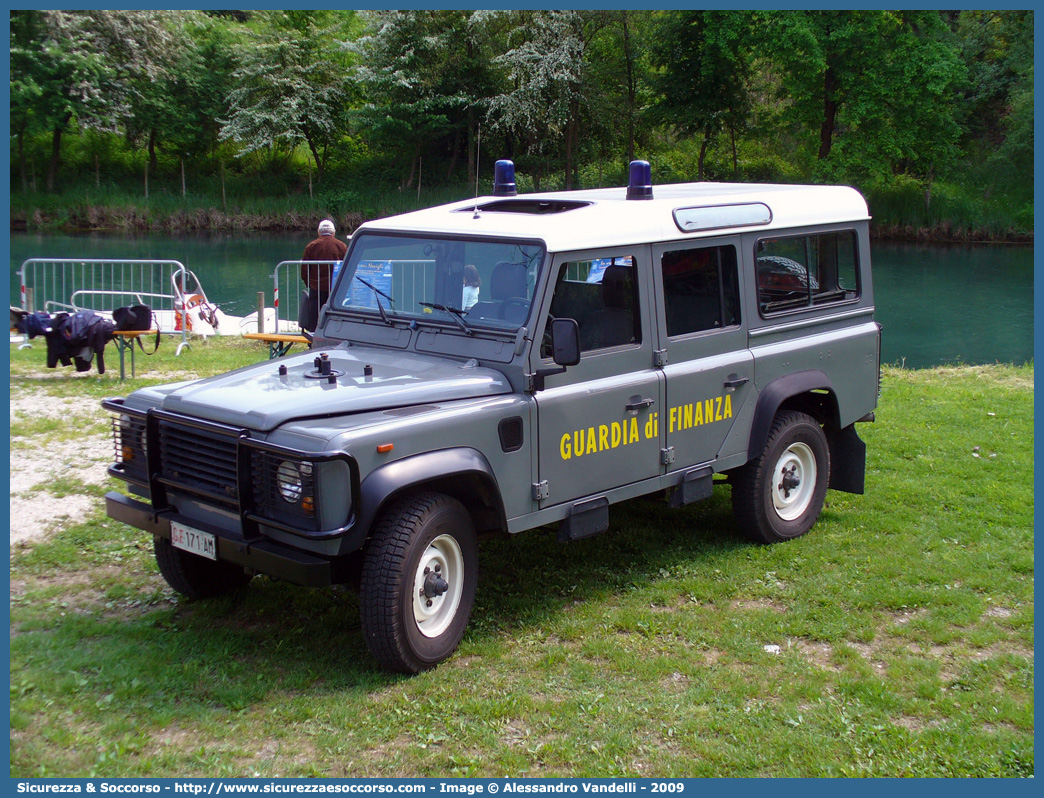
left=827, top=424, right=866, bottom=495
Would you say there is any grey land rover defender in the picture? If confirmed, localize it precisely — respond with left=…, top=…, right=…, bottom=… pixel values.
left=104, top=161, right=880, bottom=673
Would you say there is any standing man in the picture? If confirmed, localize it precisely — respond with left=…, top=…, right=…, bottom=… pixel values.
left=299, top=219, right=348, bottom=331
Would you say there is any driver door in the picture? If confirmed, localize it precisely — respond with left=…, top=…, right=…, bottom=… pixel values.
left=531, top=248, right=663, bottom=508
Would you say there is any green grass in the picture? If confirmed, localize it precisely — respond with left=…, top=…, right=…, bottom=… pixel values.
left=9, top=332, right=263, bottom=396
left=8, top=340, right=1035, bottom=777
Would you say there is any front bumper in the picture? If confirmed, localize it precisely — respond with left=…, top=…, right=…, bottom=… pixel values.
left=105, top=398, right=363, bottom=551
left=107, top=491, right=341, bottom=587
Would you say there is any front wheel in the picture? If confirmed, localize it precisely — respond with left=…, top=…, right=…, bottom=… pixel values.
left=360, top=492, right=478, bottom=673
left=732, top=411, right=829, bottom=544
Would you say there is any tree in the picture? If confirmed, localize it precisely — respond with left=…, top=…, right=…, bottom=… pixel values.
left=761, top=11, right=965, bottom=184
left=349, top=10, right=501, bottom=188
left=647, top=11, right=754, bottom=180
left=10, top=10, right=189, bottom=191
left=10, top=12, right=45, bottom=191
left=123, top=13, right=235, bottom=171
left=486, top=10, right=611, bottom=189
left=954, top=11, right=1034, bottom=197
left=582, top=11, right=656, bottom=178
left=220, top=11, right=356, bottom=182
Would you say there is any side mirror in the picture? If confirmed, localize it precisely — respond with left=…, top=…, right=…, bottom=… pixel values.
left=550, top=317, right=580, bottom=366
left=532, top=318, right=580, bottom=392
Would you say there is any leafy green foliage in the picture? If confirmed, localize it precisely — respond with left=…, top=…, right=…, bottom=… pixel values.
left=760, top=11, right=965, bottom=183
left=349, top=10, right=499, bottom=190
left=647, top=11, right=754, bottom=179
left=220, top=11, right=357, bottom=183
left=487, top=12, right=587, bottom=173
left=8, top=10, right=1034, bottom=236
left=10, top=10, right=198, bottom=191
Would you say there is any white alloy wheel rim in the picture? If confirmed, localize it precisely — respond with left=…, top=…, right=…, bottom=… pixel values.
left=771, top=441, right=817, bottom=521
left=412, top=534, right=464, bottom=638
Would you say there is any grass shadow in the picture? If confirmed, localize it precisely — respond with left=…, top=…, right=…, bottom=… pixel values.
left=12, top=492, right=751, bottom=709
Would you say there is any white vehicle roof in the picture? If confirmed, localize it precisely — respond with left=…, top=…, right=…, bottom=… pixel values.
left=358, top=181, right=870, bottom=252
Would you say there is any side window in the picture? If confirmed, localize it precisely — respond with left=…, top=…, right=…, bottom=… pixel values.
left=543, top=256, right=640, bottom=354
left=756, top=230, right=860, bottom=315
left=661, top=244, right=741, bottom=337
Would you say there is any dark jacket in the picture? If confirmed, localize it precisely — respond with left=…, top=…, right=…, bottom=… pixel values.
left=301, top=235, right=348, bottom=291
left=42, top=311, right=114, bottom=374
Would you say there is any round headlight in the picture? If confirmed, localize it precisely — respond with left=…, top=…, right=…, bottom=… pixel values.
left=277, top=461, right=303, bottom=503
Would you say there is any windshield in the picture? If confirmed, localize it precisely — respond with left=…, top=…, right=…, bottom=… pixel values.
left=329, top=233, right=546, bottom=333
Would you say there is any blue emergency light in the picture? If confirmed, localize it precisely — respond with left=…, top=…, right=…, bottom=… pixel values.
left=493, top=160, right=517, bottom=197
left=626, top=160, right=653, bottom=200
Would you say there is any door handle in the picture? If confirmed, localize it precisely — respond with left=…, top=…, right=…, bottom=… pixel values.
left=723, top=374, right=750, bottom=391
left=625, top=397, right=655, bottom=412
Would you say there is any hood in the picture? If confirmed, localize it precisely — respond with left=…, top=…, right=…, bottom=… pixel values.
left=160, top=347, right=511, bottom=432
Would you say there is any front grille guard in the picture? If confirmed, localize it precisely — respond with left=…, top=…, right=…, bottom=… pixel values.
left=102, top=398, right=359, bottom=541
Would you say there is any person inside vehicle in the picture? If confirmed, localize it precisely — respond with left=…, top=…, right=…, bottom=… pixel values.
left=462, top=264, right=481, bottom=310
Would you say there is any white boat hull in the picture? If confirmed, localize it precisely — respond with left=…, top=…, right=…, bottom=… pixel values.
left=154, top=307, right=295, bottom=336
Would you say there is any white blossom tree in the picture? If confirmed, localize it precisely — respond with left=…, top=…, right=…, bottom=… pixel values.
left=348, top=10, right=500, bottom=188
left=486, top=10, right=608, bottom=189
left=220, top=11, right=355, bottom=182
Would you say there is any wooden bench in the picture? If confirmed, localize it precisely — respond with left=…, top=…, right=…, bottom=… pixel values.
left=242, top=332, right=310, bottom=359
left=111, top=329, right=159, bottom=380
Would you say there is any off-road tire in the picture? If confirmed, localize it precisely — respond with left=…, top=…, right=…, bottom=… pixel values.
left=154, top=536, right=253, bottom=599
left=732, top=411, right=829, bottom=544
left=360, top=492, right=478, bottom=674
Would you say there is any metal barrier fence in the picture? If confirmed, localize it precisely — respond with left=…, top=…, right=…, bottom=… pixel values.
left=272, top=260, right=436, bottom=332
left=272, top=261, right=328, bottom=334
left=18, top=258, right=190, bottom=353
left=386, top=260, right=434, bottom=311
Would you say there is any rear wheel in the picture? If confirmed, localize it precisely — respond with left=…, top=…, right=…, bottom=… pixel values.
left=361, top=492, right=478, bottom=673
left=732, top=411, right=829, bottom=544
left=154, top=536, right=253, bottom=599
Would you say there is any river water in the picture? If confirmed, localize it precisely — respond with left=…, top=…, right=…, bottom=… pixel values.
left=8, top=231, right=1033, bottom=369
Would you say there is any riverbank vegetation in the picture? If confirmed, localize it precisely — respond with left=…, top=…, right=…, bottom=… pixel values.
left=9, top=339, right=1034, bottom=775
left=10, top=10, right=1033, bottom=240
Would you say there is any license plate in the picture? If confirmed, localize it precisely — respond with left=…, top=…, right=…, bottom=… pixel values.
left=170, top=521, right=217, bottom=561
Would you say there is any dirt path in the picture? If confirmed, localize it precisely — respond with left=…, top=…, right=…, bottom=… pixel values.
left=9, top=392, right=113, bottom=545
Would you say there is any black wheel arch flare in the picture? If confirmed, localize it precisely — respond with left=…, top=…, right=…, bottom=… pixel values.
left=747, top=369, right=865, bottom=494
left=356, top=447, right=508, bottom=543
left=748, top=370, right=837, bottom=457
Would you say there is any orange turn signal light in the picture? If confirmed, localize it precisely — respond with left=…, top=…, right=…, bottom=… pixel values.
left=376, top=443, right=394, bottom=454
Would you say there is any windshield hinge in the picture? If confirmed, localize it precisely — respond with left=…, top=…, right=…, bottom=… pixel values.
left=654, top=349, right=668, bottom=368
left=532, top=480, right=550, bottom=501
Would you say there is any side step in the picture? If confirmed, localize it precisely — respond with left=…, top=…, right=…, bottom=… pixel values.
left=668, top=466, right=714, bottom=508
left=557, top=496, right=610, bottom=542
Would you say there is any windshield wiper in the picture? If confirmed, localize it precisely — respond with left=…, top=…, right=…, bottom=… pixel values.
left=354, top=276, right=395, bottom=325
left=418, top=302, right=473, bottom=336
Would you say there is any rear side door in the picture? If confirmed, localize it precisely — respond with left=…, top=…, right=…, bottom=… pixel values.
left=531, top=247, right=663, bottom=507
left=652, top=237, right=756, bottom=473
